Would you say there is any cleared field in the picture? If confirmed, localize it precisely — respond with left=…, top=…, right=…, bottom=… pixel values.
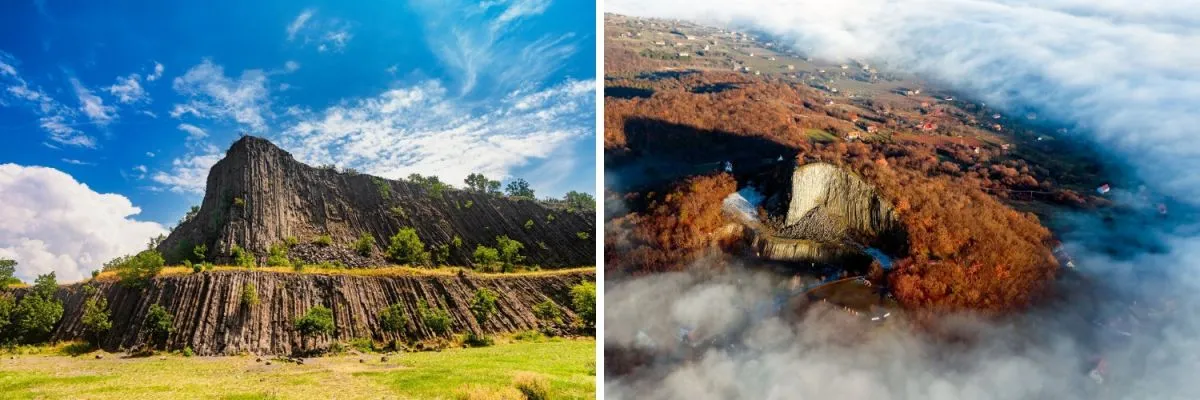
left=0, top=337, right=596, bottom=400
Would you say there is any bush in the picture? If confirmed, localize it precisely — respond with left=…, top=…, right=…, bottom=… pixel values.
left=495, top=236, right=525, bottom=271
left=386, top=228, right=430, bottom=266
left=182, top=346, right=194, bottom=357
left=524, top=220, right=534, bottom=230
left=192, top=244, right=207, bottom=262
left=512, top=330, right=545, bottom=342
left=433, top=244, right=451, bottom=266
left=452, top=236, right=463, bottom=248
left=348, top=337, right=376, bottom=353
left=470, top=288, right=498, bottom=325
left=378, top=303, right=408, bottom=333
left=372, top=177, right=392, bottom=200
left=418, top=300, right=451, bottom=336
left=464, top=200, right=474, bottom=209
left=532, top=300, right=563, bottom=325
left=570, top=281, right=596, bottom=329
left=463, top=331, right=493, bottom=347
left=145, top=304, right=174, bottom=348
left=233, top=197, right=246, bottom=208
left=314, top=235, right=333, bottom=247
left=265, top=244, right=289, bottom=267
left=241, top=283, right=259, bottom=308
left=472, top=245, right=500, bottom=271
left=295, top=306, right=335, bottom=336
left=504, top=179, right=535, bottom=199
left=81, top=296, right=112, bottom=345
left=190, top=261, right=202, bottom=274
left=231, top=245, right=256, bottom=268
left=353, top=233, right=376, bottom=257
left=112, top=250, right=165, bottom=288
left=576, top=231, right=590, bottom=240
left=513, top=372, right=551, bottom=400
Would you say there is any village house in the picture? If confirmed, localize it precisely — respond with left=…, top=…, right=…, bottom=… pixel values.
left=678, top=52, right=689, bottom=57
left=787, top=65, right=795, bottom=70
left=654, top=40, right=666, bottom=46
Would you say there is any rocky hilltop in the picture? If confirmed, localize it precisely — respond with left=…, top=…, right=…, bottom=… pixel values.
left=158, top=136, right=594, bottom=268
left=46, top=270, right=591, bottom=356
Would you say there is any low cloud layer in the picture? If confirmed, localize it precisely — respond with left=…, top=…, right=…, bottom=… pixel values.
left=608, top=0, right=1200, bottom=201
left=604, top=2, right=1199, bottom=398
left=0, top=164, right=166, bottom=282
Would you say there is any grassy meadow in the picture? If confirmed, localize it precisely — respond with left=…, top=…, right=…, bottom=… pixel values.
left=0, top=336, right=595, bottom=399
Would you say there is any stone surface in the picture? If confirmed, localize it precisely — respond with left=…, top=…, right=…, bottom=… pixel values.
left=46, top=270, right=592, bottom=356
left=157, top=136, right=594, bottom=268
left=782, top=163, right=898, bottom=239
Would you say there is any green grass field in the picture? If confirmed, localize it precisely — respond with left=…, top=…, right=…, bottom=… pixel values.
left=0, top=338, right=595, bottom=400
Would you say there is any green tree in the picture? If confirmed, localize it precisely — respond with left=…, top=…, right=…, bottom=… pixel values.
left=0, top=259, right=19, bottom=287
left=192, top=244, right=208, bottom=263
left=470, top=288, right=498, bottom=326
left=472, top=245, right=500, bottom=271
left=417, top=300, right=451, bottom=336
left=112, top=250, right=165, bottom=288
left=0, top=293, right=14, bottom=339
left=563, top=191, right=596, bottom=212
left=570, top=281, right=596, bottom=329
left=353, top=233, right=376, bottom=257
left=295, top=306, right=335, bottom=336
left=12, top=286, right=63, bottom=343
left=179, top=205, right=201, bottom=226
left=378, top=303, right=408, bottom=333
left=504, top=178, right=535, bottom=199
left=32, top=272, right=57, bottom=299
left=386, top=228, right=430, bottom=265
left=495, top=235, right=525, bottom=271
left=464, top=173, right=501, bottom=195
left=241, top=282, right=259, bottom=308
left=144, top=303, right=173, bottom=348
left=81, top=295, right=112, bottom=345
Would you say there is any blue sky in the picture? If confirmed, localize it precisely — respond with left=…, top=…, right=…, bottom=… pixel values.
left=0, top=0, right=595, bottom=281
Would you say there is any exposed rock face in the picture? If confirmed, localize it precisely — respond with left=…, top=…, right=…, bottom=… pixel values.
left=157, top=136, right=594, bottom=268
left=782, top=163, right=898, bottom=239
left=48, top=270, right=591, bottom=356
left=751, top=163, right=903, bottom=267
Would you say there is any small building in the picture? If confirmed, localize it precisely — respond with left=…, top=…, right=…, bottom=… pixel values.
left=786, top=64, right=795, bottom=70
left=1096, top=184, right=1111, bottom=195
left=678, top=52, right=690, bottom=57
left=703, top=45, right=710, bottom=51
left=768, top=56, right=776, bottom=61
left=993, top=113, right=1002, bottom=119
left=920, top=121, right=938, bottom=132
left=865, top=125, right=879, bottom=133
left=654, top=41, right=666, bottom=46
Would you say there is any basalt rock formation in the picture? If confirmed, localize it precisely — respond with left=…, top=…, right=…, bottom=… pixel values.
left=157, top=136, right=594, bottom=268
left=47, top=270, right=591, bottom=356
left=753, top=163, right=904, bottom=266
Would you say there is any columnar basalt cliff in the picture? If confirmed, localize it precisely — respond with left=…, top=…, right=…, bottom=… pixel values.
left=157, top=136, right=594, bottom=268
left=47, top=270, right=591, bottom=356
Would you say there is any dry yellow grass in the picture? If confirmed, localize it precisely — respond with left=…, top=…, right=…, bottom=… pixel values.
left=90, top=265, right=594, bottom=283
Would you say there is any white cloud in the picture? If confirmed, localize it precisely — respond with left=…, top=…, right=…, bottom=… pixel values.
left=287, top=9, right=315, bottom=40
left=105, top=74, right=148, bottom=104
left=412, top=0, right=573, bottom=94
left=171, top=59, right=271, bottom=131
left=177, top=123, right=207, bottom=140
left=146, top=62, right=164, bottom=81
left=287, top=9, right=353, bottom=52
left=278, top=78, right=594, bottom=190
left=70, top=77, right=116, bottom=125
left=284, top=60, right=300, bottom=72
left=151, top=145, right=222, bottom=194
left=60, top=158, right=93, bottom=166
left=145, top=151, right=155, bottom=158
left=132, top=164, right=147, bottom=179
left=0, top=164, right=166, bottom=282
left=0, top=52, right=97, bottom=147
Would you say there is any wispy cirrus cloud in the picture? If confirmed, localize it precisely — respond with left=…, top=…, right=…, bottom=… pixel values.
left=151, top=143, right=222, bottom=194
left=277, top=77, right=594, bottom=188
left=70, top=77, right=117, bottom=125
left=176, top=123, right=207, bottom=140
left=411, top=0, right=575, bottom=95
left=0, top=52, right=96, bottom=147
left=286, top=9, right=353, bottom=53
left=170, top=59, right=271, bottom=132
left=105, top=74, right=147, bottom=104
